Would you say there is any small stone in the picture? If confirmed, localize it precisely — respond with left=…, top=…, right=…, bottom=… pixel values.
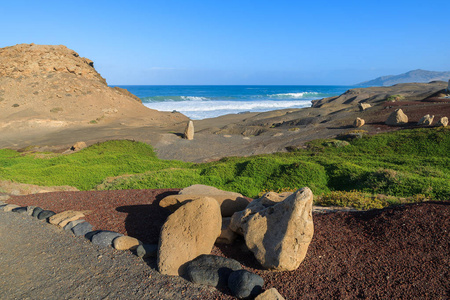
left=31, top=207, right=44, bottom=218
left=63, top=219, right=85, bottom=231
left=12, top=207, right=28, bottom=214
left=91, top=231, right=123, bottom=248
left=255, top=288, right=285, bottom=300
left=184, top=254, right=242, bottom=288
left=113, top=236, right=142, bottom=250
left=71, top=222, right=93, bottom=236
left=417, top=114, right=434, bottom=126
left=48, top=210, right=85, bottom=227
left=136, top=244, right=158, bottom=258
left=37, top=210, right=56, bottom=221
left=2, top=204, right=20, bottom=212
left=437, top=116, right=448, bottom=127
left=353, top=117, right=365, bottom=128
left=359, top=103, right=371, bottom=111
left=184, top=120, right=194, bottom=140
left=228, top=270, right=264, bottom=299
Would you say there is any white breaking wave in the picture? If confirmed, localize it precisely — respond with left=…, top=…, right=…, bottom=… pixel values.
left=144, top=100, right=312, bottom=120
left=180, top=96, right=210, bottom=101
left=269, top=92, right=319, bottom=98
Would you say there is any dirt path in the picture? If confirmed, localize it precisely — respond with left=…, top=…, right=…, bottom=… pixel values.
left=0, top=210, right=219, bottom=299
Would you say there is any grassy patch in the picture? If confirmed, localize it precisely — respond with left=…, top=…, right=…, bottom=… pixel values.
left=0, top=128, right=449, bottom=207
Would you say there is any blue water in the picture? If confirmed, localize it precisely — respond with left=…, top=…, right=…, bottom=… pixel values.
left=114, top=85, right=352, bottom=120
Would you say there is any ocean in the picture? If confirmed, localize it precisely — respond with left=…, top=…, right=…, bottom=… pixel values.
left=114, top=85, right=352, bottom=120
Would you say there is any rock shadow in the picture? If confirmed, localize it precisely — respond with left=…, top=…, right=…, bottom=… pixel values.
left=116, top=191, right=178, bottom=245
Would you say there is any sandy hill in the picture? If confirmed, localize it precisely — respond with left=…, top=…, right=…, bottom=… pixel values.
left=358, top=69, right=450, bottom=86
left=0, top=44, right=187, bottom=148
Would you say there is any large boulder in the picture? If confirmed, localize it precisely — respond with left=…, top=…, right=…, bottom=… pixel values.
left=230, top=191, right=291, bottom=235
left=159, top=194, right=250, bottom=217
left=179, top=184, right=242, bottom=198
left=417, top=114, right=434, bottom=126
left=230, top=188, right=314, bottom=271
left=385, top=108, right=408, bottom=126
left=157, top=197, right=222, bottom=276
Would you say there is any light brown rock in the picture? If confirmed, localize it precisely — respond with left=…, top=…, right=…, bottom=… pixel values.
left=48, top=210, right=86, bottom=227
left=184, top=120, right=194, bottom=140
left=2, top=204, right=20, bottom=212
left=216, top=217, right=237, bottom=244
left=179, top=184, right=243, bottom=198
left=255, top=288, right=286, bottom=300
left=113, top=236, right=142, bottom=250
left=353, top=117, right=365, bottom=128
left=436, top=116, right=448, bottom=127
left=157, top=197, right=222, bottom=276
left=231, top=188, right=314, bottom=271
left=230, top=191, right=291, bottom=235
left=159, top=194, right=250, bottom=217
left=358, top=103, right=372, bottom=111
left=385, top=108, right=408, bottom=126
left=417, top=114, right=434, bottom=126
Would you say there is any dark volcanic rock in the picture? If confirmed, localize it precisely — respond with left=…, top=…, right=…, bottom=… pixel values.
left=90, top=231, right=123, bottom=248
left=37, top=210, right=56, bottom=221
left=71, top=222, right=93, bottom=237
left=228, top=269, right=264, bottom=299
left=184, top=254, right=242, bottom=288
left=31, top=207, right=43, bottom=218
left=11, top=207, right=28, bottom=214
left=63, top=219, right=85, bottom=231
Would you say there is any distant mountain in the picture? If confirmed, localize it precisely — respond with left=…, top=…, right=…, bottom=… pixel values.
left=357, top=69, right=450, bottom=86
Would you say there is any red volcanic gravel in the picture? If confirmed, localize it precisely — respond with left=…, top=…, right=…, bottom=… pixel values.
left=10, top=190, right=450, bottom=299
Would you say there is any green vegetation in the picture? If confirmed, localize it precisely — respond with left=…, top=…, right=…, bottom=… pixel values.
left=0, top=128, right=449, bottom=209
left=386, top=94, right=405, bottom=102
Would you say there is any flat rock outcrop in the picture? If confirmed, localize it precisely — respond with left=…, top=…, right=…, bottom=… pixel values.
left=157, top=197, right=221, bottom=276
left=231, top=188, right=314, bottom=271
left=160, top=184, right=250, bottom=217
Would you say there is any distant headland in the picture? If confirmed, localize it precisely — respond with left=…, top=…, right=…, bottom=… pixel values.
left=357, top=69, right=450, bottom=86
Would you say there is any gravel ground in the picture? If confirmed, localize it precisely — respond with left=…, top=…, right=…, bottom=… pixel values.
left=6, top=190, right=450, bottom=299
left=0, top=210, right=221, bottom=300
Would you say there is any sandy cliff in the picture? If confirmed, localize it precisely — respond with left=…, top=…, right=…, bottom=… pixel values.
left=0, top=44, right=187, bottom=148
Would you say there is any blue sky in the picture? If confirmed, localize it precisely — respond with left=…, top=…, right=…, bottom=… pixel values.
left=1, top=0, right=449, bottom=85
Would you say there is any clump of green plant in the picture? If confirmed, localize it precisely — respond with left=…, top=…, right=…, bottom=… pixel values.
left=316, top=190, right=388, bottom=210
left=386, top=94, right=405, bottom=102
left=50, top=107, right=63, bottom=113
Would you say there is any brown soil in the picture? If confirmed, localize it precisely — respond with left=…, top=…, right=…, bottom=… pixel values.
left=10, top=190, right=449, bottom=299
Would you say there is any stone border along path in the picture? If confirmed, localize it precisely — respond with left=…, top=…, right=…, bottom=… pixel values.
left=0, top=198, right=280, bottom=299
